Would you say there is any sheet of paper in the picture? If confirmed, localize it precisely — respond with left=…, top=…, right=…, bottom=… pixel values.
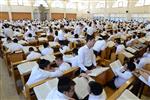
left=117, top=89, right=140, bottom=100
left=88, top=67, right=109, bottom=77
left=110, top=60, right=122, bottom=76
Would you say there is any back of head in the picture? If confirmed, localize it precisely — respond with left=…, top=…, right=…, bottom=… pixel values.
left=89, top=81, right=103, bottom=95
left=60, top=24, right=64, bottom=29
left=55, top=30, right=58, bottom=36
left=58, top=76, right=75, bottom=93
left=74, top=34, right=79, bottom=38
left=29, top=47, right=34, bottom=52
left=73, top=48, right=78, bottom=55
left=127, top=62, right=136, bottom=71
left=38, top=59, right=50, bottom=69
left=28, top=33, right=32, bottom=37
left=55, top=53, right=63, bottom=61
left=43, top=42, right=49, bottom=48
left=13, top=39, right=18, bottom=43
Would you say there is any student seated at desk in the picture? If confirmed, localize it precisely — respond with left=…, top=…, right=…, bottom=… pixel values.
left=46, top=76, right=76, bottom=100
left=41, top=42, right=54, bottom=56
left=70, top=48, right=79, bottom=67
left=3, top=37, right=12, bottom=48
left=115, top=38, right=125, bottom=54
left=59, top=43, right=70, bottom=54
left=131, top=69, right=150, bottom=96
left=84, top=81, right=106, bottom=100
left=26, top=59, right=63, bottom=85
left=93, top=36, right=107, bottom=56
left=55, top=54, right=71, bottom=72
left=126, top=35, right=136, bottom=46
left=107, top=62, right=136, bottom=89
left=136, top=46, right=150, bottom=69
left=24, top=33, right=35, bottom=42
left=26, top=47, right=41, bottom=61
left=7, top=38, right=23, bottom=52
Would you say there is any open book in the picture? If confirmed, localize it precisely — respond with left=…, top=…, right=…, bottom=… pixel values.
left=126, top=47, right=136, bottom=54
left=110, top=60, right=122, bottom=76
left=121, top=50, right=134, bottom=58
left=117, top=89, right=140, bottom=100
left=88, top=67, right=109, bottom=77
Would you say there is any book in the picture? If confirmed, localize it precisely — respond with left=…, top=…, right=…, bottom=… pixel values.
left=110, top=60, right=122, bottom=76
left=126, top=47, right=136, bottom=53
left=88, top=67, right=109, bottom=77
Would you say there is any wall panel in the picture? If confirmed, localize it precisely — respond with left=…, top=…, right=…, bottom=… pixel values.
left=0, top=12, right=9, bottom=20
left=51, top=13, right=64, bottom=19
left=12, top=12, right=31, bottom=20
left=66, top=13, right=77, bottom=19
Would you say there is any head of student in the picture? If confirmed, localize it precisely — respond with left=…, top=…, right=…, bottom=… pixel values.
left=13, top=38, right=18, bottom=43
left=7, top=37, right=12, bottom=43
left=28, top=33, right=32, bottom=37
left=89, top=81, right=103, bottom=96
left=72, top=48, right=78, bottom=56
left=43, top=42, right=49, bottom=48
left=60, top=24, right=64, bottom=30
left=86, top=35, right=95, bottom=48
left=55, top=54, right=63, bottom=66
left=38, top=59, right=51, bottom=70
left=58, top=76, right=76, bottom=98
left=126, top=62, right=136, bottom=72
left=29, top=47, right=34, bottom=52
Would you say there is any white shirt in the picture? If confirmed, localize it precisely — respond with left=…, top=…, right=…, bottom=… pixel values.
left=58, top=30, right=65, bottom=40
left=87, top=27, right=95, bottom=35
left=24, top=29, right=35, bottom=37
left=3, top=28, right=13, bottom=38
left=26, top=65, right=63, bottom=85
left=88, top=90, right=106, bottom=100
left=70, top=56, right=79, bottom=67
left=116, top=44, right=125, bottom=54
left=41, top=47, right=54, bottom=56
left=78, top=45, right=97, bottom=71
left=7, top=43, right=23, bottom=52
left=59, top=62, right=71, bottom=72
left=143, top=52, right=150, bottom=58
left=46, top=88, right=70, bottom=100
left=148, top=76, right=150, bottom=84
left=126, top=39, right=134, bottom=46
left=26, top=51, right=41, bottom=61
left=93, top=40, right=107, bottom=52
left=74, top=25, right=81, bottom=35
left=114, top=69, right=132, bottom=88
left=59, top=46, right=70, bottom=54
left=137, top=58, right=150, bottom=69
left=25, top=36, right=35, bottom=42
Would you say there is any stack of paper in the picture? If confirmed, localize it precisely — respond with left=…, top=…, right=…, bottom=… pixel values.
left=117, top=89, right=140, bottom=100
left=88, top=67, right=109, bottom=77
left=126, top=47, right=136, bottom=53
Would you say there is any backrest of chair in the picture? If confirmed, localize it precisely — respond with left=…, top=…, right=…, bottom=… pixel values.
left=117, top=53, right=125, bottom=65
left=144, top=64, right=150, bottom=71
left=101, top=50, right=106, bottom=59
left=110, top=53, right=116, bottom=62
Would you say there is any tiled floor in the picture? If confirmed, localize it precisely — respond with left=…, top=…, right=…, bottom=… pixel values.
left=0, top=57, right=149, bottom=100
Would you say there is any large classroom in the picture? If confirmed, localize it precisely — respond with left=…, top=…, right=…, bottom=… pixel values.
left=0, top=0, right=150, bottom=100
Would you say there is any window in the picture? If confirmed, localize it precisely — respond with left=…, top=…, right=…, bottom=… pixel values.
left=51, top=0, right=64, bottom=8
left=78, top=2, right=88, bottom=10
left=135, top=0, right=150, bottom=6
left=96, top=1, right=105, bottom=8
left=0, top=0, right=8, bottom=5
left=112, top=0, right=128, bottom=8
left=34, top=0, right=48, bottom=7
left=10, top=0, right=31, bottom=6
left=135, top=0, right=144, bottom=6
left=66, top=2, right=76, bottom=9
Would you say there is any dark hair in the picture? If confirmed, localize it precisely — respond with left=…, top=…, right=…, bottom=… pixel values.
left=74, top=34, right=79, bottom=38
left=86, top=35, right=95, bottom=42
left=127, top=62, right=136, bottom=71
left=55, top=30, right=58, bottom=36
left=73, top=48, right=78, bottom=55
left=29, top=47, right=34, bottom=52
left=28, top=33, right=32, bottom=37
left=89, top=81, right=103, bottom=95
left=38, top=59, right=50, bottom=69
left=58, top=76, right=75, bottom=93
left=13, top=39, right=18, bottom=43
left=60, top=24, right=64, bottom=29
left=43, top=42, right=49, bottom=48
left=7, top=37, right=12, bottom=41
left=55, top=54, right=63, bottom=60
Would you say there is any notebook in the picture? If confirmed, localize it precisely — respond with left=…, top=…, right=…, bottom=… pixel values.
left=110, top=60, right=122, bottom=76
left=88, top=67, right=109, bottom=77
